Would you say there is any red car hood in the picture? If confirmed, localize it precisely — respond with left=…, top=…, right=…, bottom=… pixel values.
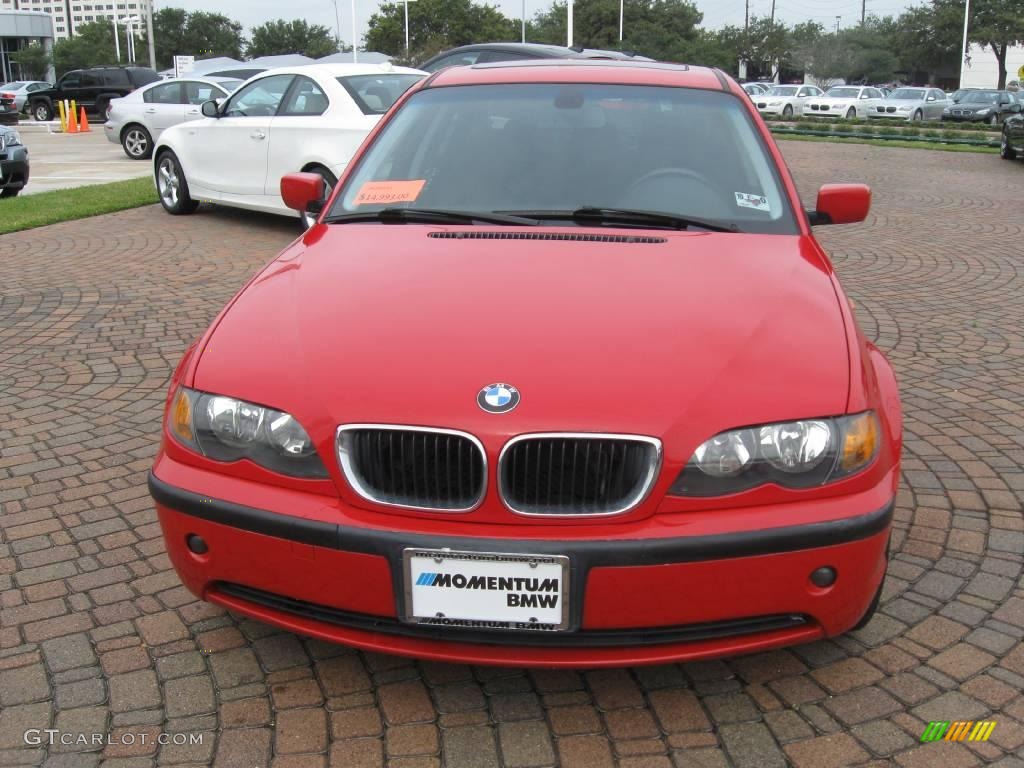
left=194, top=225, right=849, bottom=460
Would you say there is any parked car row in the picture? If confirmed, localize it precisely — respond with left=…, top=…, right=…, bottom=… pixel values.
left=745, top=83, right=1021, bottom=124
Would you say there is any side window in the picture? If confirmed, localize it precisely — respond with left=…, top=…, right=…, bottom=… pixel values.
left=797, top=87, right=811, bottom=97
left=423, top=51, right=482, bottom=72
left=478, top=50, right=536, bottom=63
left=930, top=90, right=944, bottom=101
left=280, top=76, right=329, bottom=116
left=223, top=74, right=294, bottom=117
left=104, top=70, right=130, bottom=87
left=28, top=83, right=47, bottom=92
left=60, top=73, right=81, bottom=89
left=185, top=81, right=223, bottom=105
left=144, top=83, right=182, bottom=104
left=79, top=72, right=100, bottom=87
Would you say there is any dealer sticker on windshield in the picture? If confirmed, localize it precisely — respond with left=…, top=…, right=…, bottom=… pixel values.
left=353, top=179, right=426, bottom=206
left=403, top=549, right=570, bottom=631
left=735, top=192, right=771, bottom=212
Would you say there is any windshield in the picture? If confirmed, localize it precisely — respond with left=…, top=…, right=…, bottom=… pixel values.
left=767, top=86, right=798, bottom=96
left=338, top=74, right=424, bottom=115
left=889, top=88, right=924, bottom=100
left=331, top=83, right=798, bottom=234
left=826, top=87, right=860, bottom=98
left=961, top=91, right=1000, bottom=104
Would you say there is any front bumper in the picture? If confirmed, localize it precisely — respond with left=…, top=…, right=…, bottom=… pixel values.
left=150, top=456, right=893, bottom=667
left=942, top=113, right=988, bottom=122
left=756, top=104, right=788, bottom=115
left=0, top=147, right=29, bottom=191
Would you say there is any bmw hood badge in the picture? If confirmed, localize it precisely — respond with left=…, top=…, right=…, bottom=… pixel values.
left=478, top=383, right=520, bottom=414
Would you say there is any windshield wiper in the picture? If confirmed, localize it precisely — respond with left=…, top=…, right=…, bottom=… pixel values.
left=324, top=208, right=539, bottom=226
left=498, top=207, right=739, bottom=233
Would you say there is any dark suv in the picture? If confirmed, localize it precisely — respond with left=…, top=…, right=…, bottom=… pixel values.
left=28, top=66, right=160, bottom=122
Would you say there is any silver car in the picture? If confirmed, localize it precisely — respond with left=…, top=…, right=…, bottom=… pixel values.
left=867, top=86, right=948, bottom=121
left=104, top=76, right=242, bottom=160
left=0, top=81, right=52, bottom=112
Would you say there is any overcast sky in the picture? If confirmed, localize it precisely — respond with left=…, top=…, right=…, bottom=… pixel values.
left=159, top=0, right=920, bottom=49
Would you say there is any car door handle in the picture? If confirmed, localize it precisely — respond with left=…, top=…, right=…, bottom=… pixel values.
left=144, top=108, right=156, bottom=114
left=186, top=109, right=199, bottom=115
left=250, top=130, right=266, bottom=140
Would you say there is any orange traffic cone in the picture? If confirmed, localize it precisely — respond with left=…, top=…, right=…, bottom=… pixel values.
left=78, top=107, right=90, bottom=132
left=66, top=106, right=78, bottom=133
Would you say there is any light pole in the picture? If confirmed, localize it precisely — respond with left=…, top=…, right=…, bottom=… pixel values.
left=959, top=0, right=971, bottom=88
left=330, top=0, right=342, bottom=49
left=521, top=0, right=525, bottom=43
left=619, top=0, right=623, bottom=41
left=120, top=16, right=140, bottom=62
left=567, top=0, right=573, bottom=47
left=351, top=0, right=358, bottom=62
left=403, top=0, right=417, bottom=56
left=834, top=15, right=841, bottom=33
left=145, top=0, right=155, bottom=71
left=112, top=16, right=120, bottom=62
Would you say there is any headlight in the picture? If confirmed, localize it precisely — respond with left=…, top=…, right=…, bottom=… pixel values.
left=768, top=100, right=782, bottom=106
left=169, top=387, right=327, bottom=478
left=832, top=104, right=844, bottom=109
left=897, top=106, right=911, bottom=111
left=669, top=412, right=879, bottom=497
left=3, top=130, right=21, bottom=146
left=976, top=108, right=990, bottom=115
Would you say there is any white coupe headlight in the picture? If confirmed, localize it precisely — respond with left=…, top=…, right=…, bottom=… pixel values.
left=169, top=387, right=326, bottom=477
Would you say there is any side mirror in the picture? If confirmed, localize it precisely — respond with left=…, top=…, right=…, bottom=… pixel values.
left=1011, top=103, right=1023, bottom=113
left=808, top=183, right=871, bottom=226
left=926, top=96, right=936, bottom=102
left=281, top=172, right=326, bottom=215
left=200, top=99, right=220, bottom=118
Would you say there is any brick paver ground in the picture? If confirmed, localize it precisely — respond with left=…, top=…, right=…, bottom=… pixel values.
left=1, top=143, right=1022, bottom=768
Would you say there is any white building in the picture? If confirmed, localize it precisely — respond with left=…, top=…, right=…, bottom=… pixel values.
left=0, top=0, right=150, bottom=41
left=961, top=43, right=1024, bottom=89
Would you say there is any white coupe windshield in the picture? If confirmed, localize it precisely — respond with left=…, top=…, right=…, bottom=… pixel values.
left=332, top=83, right=799, bottom=234
left=767, top=86, right=798, bottom=96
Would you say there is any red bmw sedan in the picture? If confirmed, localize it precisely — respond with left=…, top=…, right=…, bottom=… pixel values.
left=150, top=60, right=902, bottom=667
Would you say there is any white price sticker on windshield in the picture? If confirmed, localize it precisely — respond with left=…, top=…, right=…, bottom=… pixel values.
left=735, top=192, right=771, bottom=212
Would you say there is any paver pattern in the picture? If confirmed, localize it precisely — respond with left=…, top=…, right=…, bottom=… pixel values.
left=1, top=143, right=1023, bottom=768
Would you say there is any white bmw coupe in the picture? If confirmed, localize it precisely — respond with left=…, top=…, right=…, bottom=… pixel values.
left=153, top=63, right=425, bottom=227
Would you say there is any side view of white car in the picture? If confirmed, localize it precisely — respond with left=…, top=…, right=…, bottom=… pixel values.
left=152, top=63, right=425, bottom=227
left=753, top=84, right=824, bottom=118
left=804, top=85, right=886, bottom=119
left=104, top=77, right=242, bottom=160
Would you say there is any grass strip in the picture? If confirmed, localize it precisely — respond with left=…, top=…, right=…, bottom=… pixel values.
left=0, top=176, right=157, bottom=235
left=774, top=132, right=999, bottom=154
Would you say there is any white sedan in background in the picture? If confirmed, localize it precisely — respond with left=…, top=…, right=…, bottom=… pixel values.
left=804, top=85, right=887, bottom=119
left=105, top=77, right=242, bottom=159
left=753, top=84, right=824, bottom=118
left=153, top=63, right=425, bottom=227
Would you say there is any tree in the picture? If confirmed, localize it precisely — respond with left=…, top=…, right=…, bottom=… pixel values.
left=11, top=42, right=51, bottom=80
left=52, top=21, right=150, bottom=76
left=529, top=0, right=703, bottom=62
left=793, top=35, right=856, bottom=87
left=719, top=16, right=791, bottom=80
left=247, top=19, right=338, bottom=58
left=364, top=0, right=517, bottom=61
left=890, top=4, right=960, bottom=82
left=955, top=0, right=1024, bottom=88
left=153, top=9, right=246, bottom=70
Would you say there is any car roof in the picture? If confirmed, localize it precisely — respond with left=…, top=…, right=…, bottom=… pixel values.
left=247, top=63, right=425, bottom=78
left=431, top=42, right=576, bottom=56
left=426, top=59, right=727, bottom=91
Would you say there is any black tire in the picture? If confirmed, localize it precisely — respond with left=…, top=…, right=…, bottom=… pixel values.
left=988, top=113, right=1000, bottom=126
left=782, top=104, right=793, bottom=118
left=912, top=109, right=922, bottom=122
left=32, top=100, right=53, bottom=122
left=852, top=578, right=883, bottom=631
left=299, top=166, right=337, bottom=229
left=155, top=151, right=199, bottom=215
left=0, top=187, right=20, bottom=198
left=1000, top=129, right=1016, bottom=160
left=121, top=124, right=153, bottom=160
left=846, top=107, right=857, bottom=119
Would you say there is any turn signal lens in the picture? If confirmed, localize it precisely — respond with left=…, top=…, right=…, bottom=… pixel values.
left=170, top=388, right=195, bottom=445
left=839, top=411, right=879, bottom=474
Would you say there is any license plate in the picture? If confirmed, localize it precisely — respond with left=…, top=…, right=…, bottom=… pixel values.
left=402, top=548, right=570, bottom=631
